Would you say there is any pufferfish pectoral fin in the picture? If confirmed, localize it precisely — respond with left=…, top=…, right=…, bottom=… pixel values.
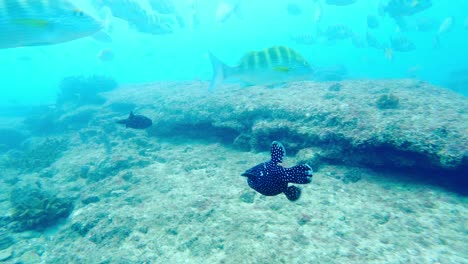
left=284, top=164, right=313, bottom=184
left=284, top=185, right=301, bottom=201
left=270, top=141, right=286, bottom=163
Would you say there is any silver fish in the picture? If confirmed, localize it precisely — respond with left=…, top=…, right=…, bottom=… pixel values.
left=92, top=0, right=173, bottom=35
left=0, top=0, right=103, bottom=49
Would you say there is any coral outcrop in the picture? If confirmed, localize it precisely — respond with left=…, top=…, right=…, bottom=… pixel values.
left=9, top=185, right=74, bottom=231
left=104, top=80, right=467, bottom=182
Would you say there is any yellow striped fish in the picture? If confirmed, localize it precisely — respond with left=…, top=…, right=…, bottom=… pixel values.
left=0, top=0, right=103, bottom=49
left=209, top=46, right=313, bottom=90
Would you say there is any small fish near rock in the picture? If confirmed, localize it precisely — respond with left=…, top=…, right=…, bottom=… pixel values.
left=117, top=111, right=152, bottom=129
left=241, top=141, right=313, bottom=202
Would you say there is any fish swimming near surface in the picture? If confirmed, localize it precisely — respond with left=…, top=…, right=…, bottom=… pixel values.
left=92, top=0, right=174, bottom=35
left=390, top=35, right=415, bottom=52
left=380, top=0, right=432, bottom=18
left=290, top=33, right=316, bottom=45
left=433, top=16, right=454, bottom=48
left=0, top=0, right=104, bottom=49
left=379, top=0, right=432, bottom=30
left=319, top=24, right=353, bottom=42
left=117, top=112, right=152, bottom=129
left=209, top=46, right=313, bottom=90
left=241, top=141, right=313, bottom=201
left=147, top=0, right=185, bottom=28
left=437, top=16, right=454, bottom=35
left=286, top=2, right=302, bottom=16
left=215, top=0, right=242, bottom=25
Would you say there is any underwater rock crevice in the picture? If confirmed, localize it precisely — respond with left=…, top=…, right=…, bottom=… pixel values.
left=148, top=122, right=240, bottom=145
left=83, top=80, right=468, bottom=191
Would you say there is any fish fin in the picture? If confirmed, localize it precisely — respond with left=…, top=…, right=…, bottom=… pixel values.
left=129, top=111, right=135, bottom=118
left=284, top=164, right=313, bottom=184
left=284, top=186, right=301, bottom=201
left=208, top=52, right=229, bottom=91
left=270, top=141, right=285, bottom=163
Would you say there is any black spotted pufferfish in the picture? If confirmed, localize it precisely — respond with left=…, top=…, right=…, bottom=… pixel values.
left=241, top=141, right=313, bottom=201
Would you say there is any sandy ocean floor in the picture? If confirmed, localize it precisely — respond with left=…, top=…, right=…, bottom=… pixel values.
left=0, top=80, right=467, bottom=263
left=1, top=135, right=467, bottom=263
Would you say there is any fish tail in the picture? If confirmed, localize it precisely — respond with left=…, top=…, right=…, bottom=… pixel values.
left=208, top=52, right=228, bottom=91
left=284, top=186, right=301, bottom=201
left=284, top=164, right=313, bottom=184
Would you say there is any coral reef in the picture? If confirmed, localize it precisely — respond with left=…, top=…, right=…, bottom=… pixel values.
left=6, top=138, right=68, bottom=172
left=376, top=94, right=400, bottom=109
left=103, top=80, right=467, bottom=182
left=9, top=185, right=74, bottom=231
left=56, top=75, right=118, bottom=107
left=1, top=141, right=465, bottom=263
left=83, top=156, right=150, bottom=182
left=23, top=106, right=100, bottom=136
left=22, top=106, right=63, bottom=135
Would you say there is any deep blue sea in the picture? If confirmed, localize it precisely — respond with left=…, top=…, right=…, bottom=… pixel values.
left=1, top=0, right=467, bottom=104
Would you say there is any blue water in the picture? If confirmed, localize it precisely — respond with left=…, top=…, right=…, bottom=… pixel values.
left=1, top=0, right=467, bottom=104
left=1, top=1, right=467, bottom=263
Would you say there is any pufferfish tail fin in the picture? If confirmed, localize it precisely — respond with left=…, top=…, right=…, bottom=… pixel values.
left=284, top=164, right=313, bottom=184
left=284, top=185, right=301, bottom=201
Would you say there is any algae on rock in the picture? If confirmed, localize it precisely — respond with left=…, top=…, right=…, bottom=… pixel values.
left=6, top=138, right=68, bottom=172
left=10, top=185, right=74, bottom=231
